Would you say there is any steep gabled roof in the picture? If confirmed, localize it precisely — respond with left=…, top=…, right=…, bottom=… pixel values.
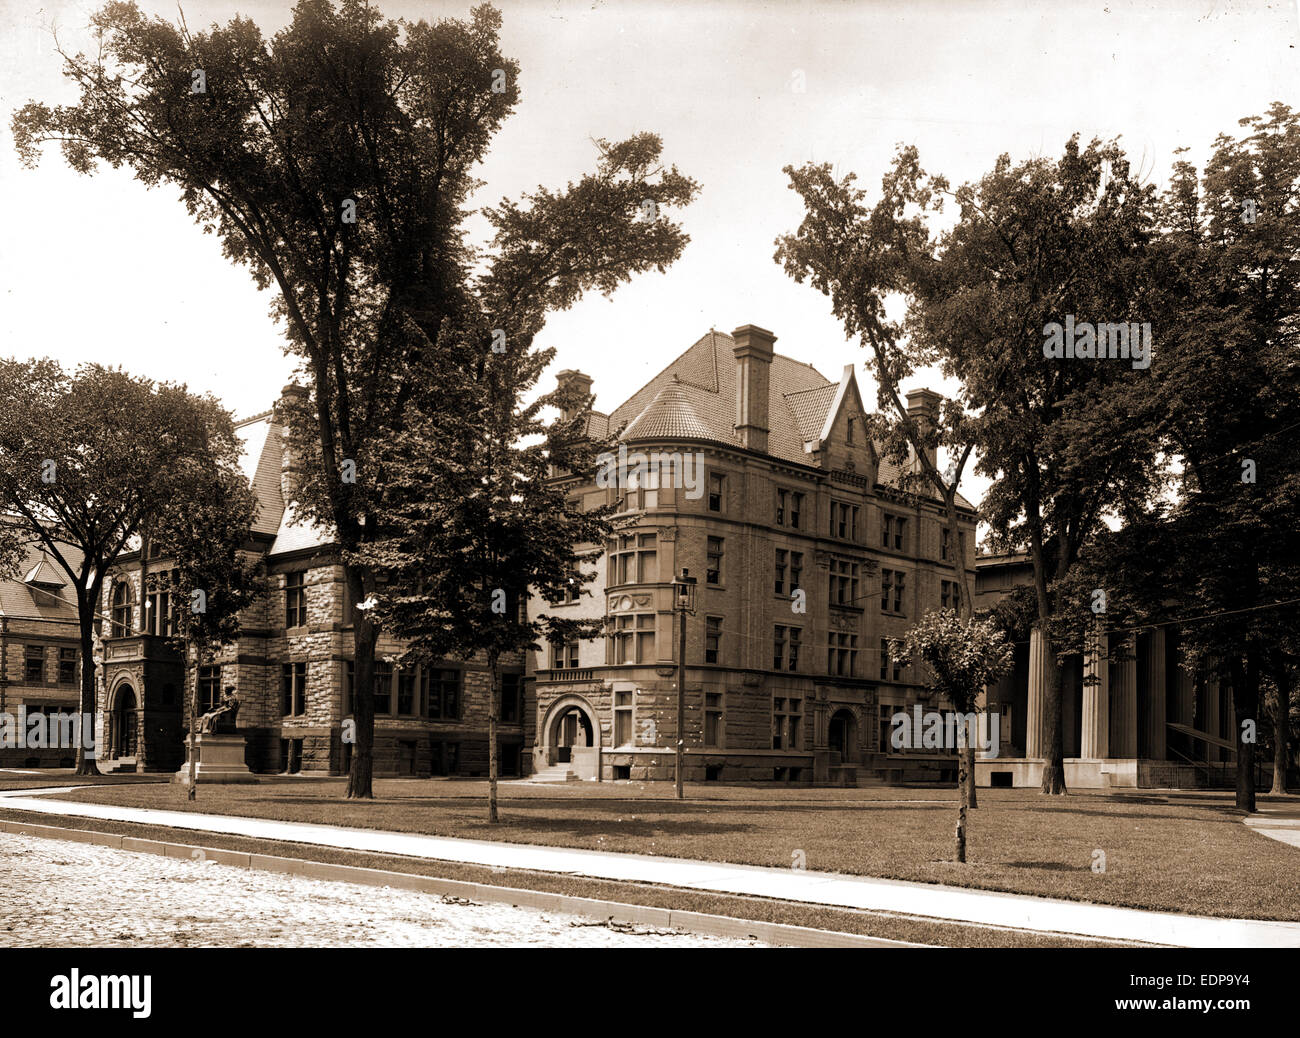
left=608, top=329, right=832, bottom=464
left=234, top=411, right=286, bottom=538
left=0, top=535, right=81, bottom=621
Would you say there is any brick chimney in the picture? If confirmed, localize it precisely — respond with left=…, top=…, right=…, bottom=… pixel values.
left=275, top=383, right=308, bottom=503
left=905, top=388, right=943, bottom=470
left=555, top=369, right=594, bottom=421
left=732, top=325, right=776, bottom=453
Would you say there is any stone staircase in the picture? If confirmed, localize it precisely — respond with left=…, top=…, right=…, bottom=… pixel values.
left=529, top=762, right=579, bottom=784
left=99, top=756, right=138, bottom=774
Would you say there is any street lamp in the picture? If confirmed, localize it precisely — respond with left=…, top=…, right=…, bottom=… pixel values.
left=672, top=568, right=697, bottom=799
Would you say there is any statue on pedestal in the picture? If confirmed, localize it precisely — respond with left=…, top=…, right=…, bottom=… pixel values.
left=198, top=686, right=240, bottom=735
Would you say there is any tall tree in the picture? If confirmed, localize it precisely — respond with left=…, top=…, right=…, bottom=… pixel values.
left=892, top=611, right=1012, bottom=863
left=14, top=1, right=697, bottom=796
left=776, top=152, right=983, bottom=802
left=778, top=140, right=1163, bottom=795
left=0, top=359, right=251, bottom=775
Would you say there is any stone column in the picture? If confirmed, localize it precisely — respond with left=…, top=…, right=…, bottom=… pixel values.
left=1144, top=628, right=1167, bottom=760
left=1081, top=628, right=1109, bottom=759
left=1025, top=627, right=1050, bottom=758
left=1109, top=637, right=1138, bottom=759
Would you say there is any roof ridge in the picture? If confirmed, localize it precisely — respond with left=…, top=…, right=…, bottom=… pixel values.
left=235, top=408, right=275, bottom=428
left=611, top=329, right=722, bottom=416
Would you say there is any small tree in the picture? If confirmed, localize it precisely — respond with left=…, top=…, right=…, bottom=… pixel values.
left=361, top=326, right=618, bottom=822
left=148, top=464, right=263, bottom=800
left=892, top=610, right=1013, bottom=864
left=0, top=359, right=253, bottom=775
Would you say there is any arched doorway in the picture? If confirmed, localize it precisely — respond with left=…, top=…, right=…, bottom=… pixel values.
left=112, top=685, right=138, bottom=759
left=828, top=708, right=857, bottom=764
left=552, top=706, right=594, bottom=764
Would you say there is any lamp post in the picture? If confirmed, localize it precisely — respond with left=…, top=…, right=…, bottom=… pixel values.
left=672, top=568, right=697, bottom=799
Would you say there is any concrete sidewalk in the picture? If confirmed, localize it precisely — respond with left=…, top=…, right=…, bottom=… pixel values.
left=1244, top=800, right=1300, bottom=849
left=3, top=786, right=1299, bottom=947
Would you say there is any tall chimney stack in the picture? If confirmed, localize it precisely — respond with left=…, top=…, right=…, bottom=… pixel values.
left=905, top=388, right=943, bottom=470
left=731, top=325, right=776, bottom=453
left=275, top=383, right=308, bottom=503
left=555, top=369, right=594, bottom=422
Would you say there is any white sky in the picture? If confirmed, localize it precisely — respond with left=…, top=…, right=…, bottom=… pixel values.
left=1, top=0, right=1297, bottom=514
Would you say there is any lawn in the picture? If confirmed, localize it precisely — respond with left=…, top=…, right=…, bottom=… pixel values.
left=12, top=776, right=1300, bottom=922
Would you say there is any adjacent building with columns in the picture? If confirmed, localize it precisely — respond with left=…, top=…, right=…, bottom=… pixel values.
left=974, top=552, right=1240, bottom=788
left=530, top=325, right=979, bottom=785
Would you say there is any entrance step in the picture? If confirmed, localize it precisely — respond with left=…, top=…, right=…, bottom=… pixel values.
left=529, top=764, right=579, bottom=783
left=100, top=757, right=138, bottom=774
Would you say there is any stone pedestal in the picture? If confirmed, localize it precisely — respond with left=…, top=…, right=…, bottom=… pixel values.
left=172, top=733, right=259, bottom=785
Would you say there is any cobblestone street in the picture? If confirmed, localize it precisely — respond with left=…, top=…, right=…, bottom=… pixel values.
left=0, top=833, right=764, bottom=948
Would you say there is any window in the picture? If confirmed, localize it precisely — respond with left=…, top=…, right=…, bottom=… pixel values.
left=880, top=639, right=902, bottom=682
left=706, top=537, right=723, bottom=585
left=430, top=739, right=460, bottom=776
left=883, top=514, right=907, bottom=550
left=708, top=472, right=724, bottom=512
left=110, top=582, right=133, bottom=637
left=704, top=692, right=723, bottom=746
left=198, top=665, right=222, bottom=713
left=881, top=569, right=906, bottom=614
left=500, top=673, right=523, bottom=724
left=774, top=550, right=804, bottom=596
left=828, top=633, right=858, bottom=676
left=614, top=690, right=634, bottom=745
left=396, top=667, right=416, bottom=715
left=610, top=613, right=656, bottom=664
left=776, top=489, right=805, bottom=527
left=373, top=660, right=393, bottom=715
left=551, top=640, right=580, bottom=669
left=560, top=566, right=581, bottom=604
left=773, top=626, right=801, bottom=672
left=940, top=579, right=959, bottom=611
left=705, top=616, right=721, bottom=664
left=846, top=415, right=856, bottom=444
left=281, top=662, right=307, bottom=717
left=284, top=571, right=307, bottom=628
left=424, top=668, right=460, bottom=719
left=941, top=528, right=966, bottom=562
left=893, top=516, right=906, bottom=551
left=58, top=648, right=77, bottom=686
left=145, top=576, right=174, bottom=636
left=830, top=502, right=859, bottom=540
left=773, top=697, right=802, bottom=750
left=344, top=661, right=354, bottom=714
left=829, top=559, right=859, bottom=606
left=24, top=646, right=43, bottom=684
left=608, top=533, right=658, bottom=586
left=623, top=463, right=659, bottom=511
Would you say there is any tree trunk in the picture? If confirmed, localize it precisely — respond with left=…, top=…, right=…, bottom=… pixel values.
left=955, top=721, right=969, bottom=863
left=1038, top=643, right=1067, bottom=795
left=74, top=609, right=101, bottom=777
left=1231, top=652, right=1258, bottom=813
left=187, top=640, right=198, bottom=801
left=1271, top=663, right=1290, bottom=795
left=487, top=650, right=500, bottom=824
left=346, top=567, right=377, bottom=799
left=943, top=504, right=978, bottom=810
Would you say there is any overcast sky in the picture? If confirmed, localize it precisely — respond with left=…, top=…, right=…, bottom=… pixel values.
left=1, top=0, right=1297, bottom=512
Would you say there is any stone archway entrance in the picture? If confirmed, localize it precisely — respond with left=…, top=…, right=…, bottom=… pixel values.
left=828, top=708, right=857, bottom=764
left=539, top=696, right=601, bottom=780
left=553, top=707, right=594, bottom=763
left=111, top=685, right=138, bottom=759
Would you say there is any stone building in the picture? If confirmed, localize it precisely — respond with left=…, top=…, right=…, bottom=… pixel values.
left=530, top=325, right=979, bottom=785
left=93, top=390, right=530, bottom=778
left=0, top=536, right=85, bottom=767
left=974, top=551, right=1245, bottom=788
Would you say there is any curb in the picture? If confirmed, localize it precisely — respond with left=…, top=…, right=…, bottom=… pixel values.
left=0, top=818, right=924, bottom=948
